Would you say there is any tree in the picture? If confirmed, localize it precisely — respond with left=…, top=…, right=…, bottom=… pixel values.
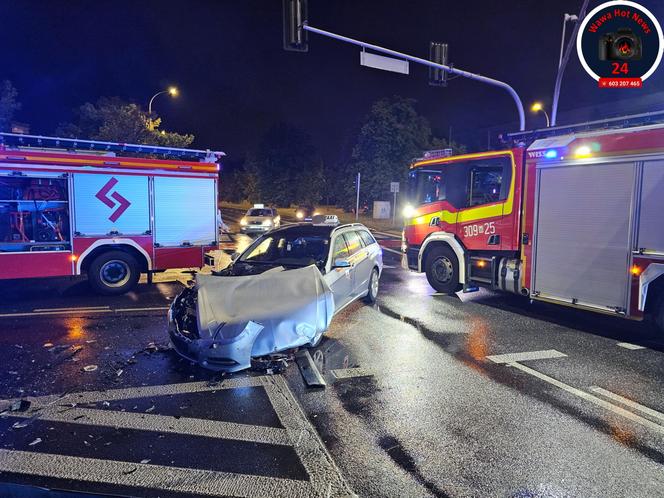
left=56, top=97, right=193, bottom=147
left=0, top=81, right=21, bottom=132
left=251, top=123, right=322, bottom=207
left=341, top=96, right=463, bottom=209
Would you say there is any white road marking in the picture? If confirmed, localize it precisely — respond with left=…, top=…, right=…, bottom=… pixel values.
left=617, top=342, right=646, bottom=350
left=590, top=386, right=664, bottom=423
left=331, top=367, right=374, bottom=380
left=508, top=362, right=664, bottom=435
left=33, top=306, right=110, bottom=312
left=380, top=246, right=402, bottom=256
left=0, top=309, right=114, bottom=318
left=10, top=407, right=290, bottom=446
left=113, top=306, right=169, bottom=313
left=0, top=306, right=169, bottom=319
left=486, top=349, right=567, bottom=364
left=0, top=450, right=313, bottom=498
left=0, top=376, right=353, bottom=497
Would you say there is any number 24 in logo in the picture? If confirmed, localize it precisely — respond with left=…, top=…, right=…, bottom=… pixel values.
left=612, top=62, right=629, bottom=75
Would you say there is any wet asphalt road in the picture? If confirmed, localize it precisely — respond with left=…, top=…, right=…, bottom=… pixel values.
left=1, top=213, right=664, bottom=497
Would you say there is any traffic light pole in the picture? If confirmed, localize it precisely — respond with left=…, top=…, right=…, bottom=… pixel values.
left=302, top=22, right=526, bottom=131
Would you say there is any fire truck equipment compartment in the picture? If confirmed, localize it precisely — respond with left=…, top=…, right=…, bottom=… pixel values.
left=153, top=177, right=217, bottom=247
left=532, top=161, right=635, bottom=311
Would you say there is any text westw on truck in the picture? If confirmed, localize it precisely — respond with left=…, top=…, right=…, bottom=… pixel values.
left=0, top=133, right=223, bottom=294
left=402, top=112, right=664, bottom=333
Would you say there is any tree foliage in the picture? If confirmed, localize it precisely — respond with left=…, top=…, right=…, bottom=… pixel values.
left=240, top=123, right=322, bottom=207
left=340, top=96, right=464, bottom=209
left=0, top=81, right=21, bottom=132
left=56, top=97, right=194, bottom=147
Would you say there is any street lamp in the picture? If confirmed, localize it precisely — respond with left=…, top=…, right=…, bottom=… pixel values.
left=559, top=14, right=579, bottom=68
left=531, top=102, right=550, bottom=128
left=147, top=86, right=178, bottom=130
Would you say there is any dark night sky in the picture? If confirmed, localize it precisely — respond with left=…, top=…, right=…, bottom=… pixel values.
left=1, top=0, right=663, bottom=164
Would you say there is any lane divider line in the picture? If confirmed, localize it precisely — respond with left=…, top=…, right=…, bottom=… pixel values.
left=380, top=246, right=402, bottom=256
left=508, top=361, right=664, bottom=435
left=486, top=349, right=567, bottom=364
left=0, top=309, right=114, bottom=318
left=616, top=342, right=646, bottom=350
left=590, top=386, right=664, bottom=423
left=33, top=306, right=110, bottom=312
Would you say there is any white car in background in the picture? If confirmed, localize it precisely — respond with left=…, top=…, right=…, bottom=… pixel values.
left=240, top=204, right=280, bottom=234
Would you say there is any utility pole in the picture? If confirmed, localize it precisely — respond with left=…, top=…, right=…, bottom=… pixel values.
left=355, top=172, right=361, bottom=221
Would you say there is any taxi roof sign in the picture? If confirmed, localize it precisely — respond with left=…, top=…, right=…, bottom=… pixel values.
left=312, top=214, right=338, bottom=226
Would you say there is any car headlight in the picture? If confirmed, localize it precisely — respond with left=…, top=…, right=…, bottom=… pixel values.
left=313, top=211, right=320, bottom=216
left=240, top=218, right=247, bottom=226
left=296, top=211, right=304, bottom=219
left=262, top=219, right=273, bottom=226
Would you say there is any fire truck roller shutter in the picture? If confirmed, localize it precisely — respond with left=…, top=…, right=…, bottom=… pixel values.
left=153, top=177, right=216, bottom=247
left=73, top=174, right=149, bottom=236
left=637, top=160, right=664, bottom=255
left=532, top=161, right=635, bottom=312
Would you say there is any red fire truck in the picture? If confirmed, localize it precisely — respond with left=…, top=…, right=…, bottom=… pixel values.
left=402, top=113, right=664, bottom=332
left=0, top=133, right=223, bottom=294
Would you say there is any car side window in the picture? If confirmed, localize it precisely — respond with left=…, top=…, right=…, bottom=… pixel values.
left=358, top=230, right=376, bottom=246
left=332, top=235, right=350, bottom=260
left=343, top=231, right=364, bottom=255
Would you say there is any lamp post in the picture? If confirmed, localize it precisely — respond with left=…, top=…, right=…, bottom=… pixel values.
left=558, top=14, right=579, bottom=68
left=531, top=102, right=550, bottom=128
left=147, top=86, right=178, bottom=130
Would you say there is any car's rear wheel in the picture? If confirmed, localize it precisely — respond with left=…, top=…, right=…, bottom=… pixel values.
left=88, top=250, right=140, bottom=295
left=364, top=268, right=379, bottom=304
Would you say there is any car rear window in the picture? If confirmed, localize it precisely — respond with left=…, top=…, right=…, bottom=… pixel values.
left=358, top=230, right=376, bottom=246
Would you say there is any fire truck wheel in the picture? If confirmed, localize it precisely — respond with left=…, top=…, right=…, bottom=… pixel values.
left=88, top=250, right=140, bottom=295
left=653, top=293, right=664, bottom=335
left=425, top=245, right=461, bottom=295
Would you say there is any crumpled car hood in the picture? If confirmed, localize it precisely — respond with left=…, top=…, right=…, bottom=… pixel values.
left=176, top=264, right=335, bottom=371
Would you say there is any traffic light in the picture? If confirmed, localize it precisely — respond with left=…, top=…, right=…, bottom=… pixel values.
left=429, top=42, right=449, bottom=87
left=283, top=0, right=308, bottom=52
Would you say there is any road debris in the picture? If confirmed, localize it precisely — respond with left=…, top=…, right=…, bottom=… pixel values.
left=28, top=438, right=42, bottom=446
left=140, top=459, right=151, bottom=464
left=251, top=353, right=293, bottom=375
left=82, top=365, right=98, bottom=372
left=43, top=342, right=53, bottom=348
left=295, top=350, right=327, bottom=388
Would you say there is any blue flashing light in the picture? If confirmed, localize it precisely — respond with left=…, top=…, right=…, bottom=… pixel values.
left=544, top=149, right=558, bottom=159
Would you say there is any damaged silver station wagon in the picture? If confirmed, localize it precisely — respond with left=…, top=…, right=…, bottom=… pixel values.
left=168, top=217, right=383, bottom=371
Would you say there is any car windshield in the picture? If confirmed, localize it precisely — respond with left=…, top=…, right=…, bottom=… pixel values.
left=247, top=208, right=271, bottom=217
left=239, top=230, right=330, bottom=267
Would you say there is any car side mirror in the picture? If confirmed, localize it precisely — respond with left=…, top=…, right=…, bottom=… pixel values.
left=333, top=258, right=351, bottom=268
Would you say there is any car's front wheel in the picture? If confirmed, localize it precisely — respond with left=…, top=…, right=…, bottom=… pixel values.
left=425, top=245, right=462, bottom=295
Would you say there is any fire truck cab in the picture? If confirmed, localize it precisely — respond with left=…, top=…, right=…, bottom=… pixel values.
left=0, top=133, right=223, bottom=295
left=402, top=115, right=664, bottom=332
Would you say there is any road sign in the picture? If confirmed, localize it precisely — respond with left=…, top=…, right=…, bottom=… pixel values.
left=390, top=182, right=400, bottom=193
left=360, top=52, right=409, bottom=75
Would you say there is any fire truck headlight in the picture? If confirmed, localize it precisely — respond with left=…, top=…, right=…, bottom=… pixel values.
left=296, top=211, right=304, bottom=219
left=240, top=218, right=248, bottom=226
left=574, top=145, right=592, bottom=158
left=402, top=204, right=415, bottom=218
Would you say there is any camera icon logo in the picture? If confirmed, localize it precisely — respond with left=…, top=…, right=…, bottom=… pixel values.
left=599, top=28, right=643, bottom=61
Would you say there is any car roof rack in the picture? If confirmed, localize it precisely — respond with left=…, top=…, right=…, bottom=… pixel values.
left=506, top=109, right=664, bottom=144
left=0, top=132, right=225, bottom=162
